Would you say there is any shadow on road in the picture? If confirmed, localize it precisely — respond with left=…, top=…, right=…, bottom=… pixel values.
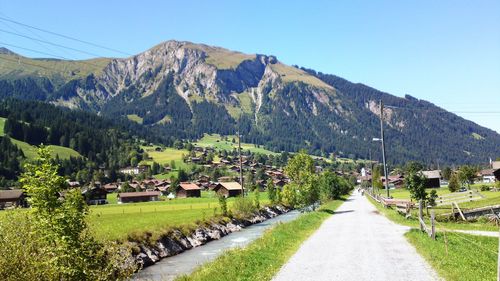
left=320, top=209, right=354, bottom=215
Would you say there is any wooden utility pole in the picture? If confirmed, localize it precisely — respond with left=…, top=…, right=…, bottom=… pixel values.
left=497, top=226, right=499, bottom=281
left=380, top=100, right=390, bottom=198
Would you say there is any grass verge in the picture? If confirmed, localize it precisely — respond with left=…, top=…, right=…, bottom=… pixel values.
left=176, top=199, right=345, bottom=281
left=406, top=229, right=498, bottom=281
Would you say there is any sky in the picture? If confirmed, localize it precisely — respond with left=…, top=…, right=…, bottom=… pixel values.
left=1, top=0, right=499, bottom=132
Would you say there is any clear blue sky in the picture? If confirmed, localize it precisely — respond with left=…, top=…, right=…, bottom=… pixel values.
left=1, top=0, right=499, bottom=132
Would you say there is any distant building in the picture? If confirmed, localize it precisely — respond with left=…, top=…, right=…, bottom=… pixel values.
left=117, top=191, right=161, bottom=203
left=119, top=165, right=148, bottom=175
left=177, top=182, right=201, bottom=198
left=479, top=169, right=496, bottom=183
left=492, top=161, right=500, bottom=181
left=82, top=186, right=108, bottom=205
left=0, top=189, right=27, bottom=209
left=213, top=182, right=244, bottom=197
left=422, top=170, right=441, bottom=188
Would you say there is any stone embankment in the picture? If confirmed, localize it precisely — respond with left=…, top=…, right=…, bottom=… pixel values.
left=131, top=205, right=290, bottom=270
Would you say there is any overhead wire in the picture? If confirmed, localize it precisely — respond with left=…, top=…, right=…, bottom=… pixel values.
left=0, top=16, right=132, bottom=56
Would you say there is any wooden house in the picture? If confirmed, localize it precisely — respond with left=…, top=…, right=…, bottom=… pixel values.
left=82, top=186, right=108, bottom=205
left=177, top=182, right=201, bottom=198
left=213, top=182, right=244, bottom=197
left=117, top=191, right=161, bottom=203
left=0, top=189, right=27, bottom=209
left=422, top=170, right=441, bottom=188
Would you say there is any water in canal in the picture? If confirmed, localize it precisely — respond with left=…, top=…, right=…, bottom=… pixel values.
left=134, top=210, right=301, bottom=281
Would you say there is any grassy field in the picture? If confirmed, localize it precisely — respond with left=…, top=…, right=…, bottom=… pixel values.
left=126, top=114, right=143, bottom=124
left=0, top=117, right=81, bottom=160
left=406, top=229, right=498, bottom=281
left=269, top=63, right=334, bottom=90
left=177, top=199, right=345, bottom=281
left=88, top=192, right=269, bottom=241
left=194, top=134, right=278, bottom=155
left=184, top=43, right=256, bottom=70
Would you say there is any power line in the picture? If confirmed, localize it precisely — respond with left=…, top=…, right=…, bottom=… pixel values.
left=0, top=56, right=58, bottom=71
left=0, top=16, right=132, bottom=56
left=0, top=28, right=103, bottom=58
left=0, top=41, right=108, bottom=70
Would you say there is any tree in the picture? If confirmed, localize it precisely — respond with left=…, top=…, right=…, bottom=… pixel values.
left=170, top=160, right=176, bottom=170
left=448, top=173, right=460, bottom=192
left=372, top=165, right=383, bottom=192
left=267, top=178, right=277, bottom=204
left=283, top=151, right=320, bottom=209
left=318, top=171, right=352, bottom=200
left=405, top=171, right=427, bottom=202
left=3, top=146, right=135, bottom=280
left=457, top=165, right=477, bottom=188
left=442, top=167, right=452, bottom=181
left=427, top=190, right=438, bottom=207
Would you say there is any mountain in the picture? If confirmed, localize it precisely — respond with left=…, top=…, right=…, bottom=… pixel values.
left=0, top=41, right=499, bottom=165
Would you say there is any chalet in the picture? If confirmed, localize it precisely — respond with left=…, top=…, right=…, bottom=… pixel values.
left=198, top=175, right=210, bottom=183
left=213, top=182, right=244, bottom=197
left=479, top=169, right=496, bottom=183
left=422, top=170, right=441, bottom=188
left=82, top=186, right=108, bottom=205
left=273, top=179, right=287, bottom=188
left=0, top=189, right=27, bottom=209
left=217, top=176, right=234, bottom=182
left=119, top=165, right=148, bottom=175
left=177, top=182, right=201, bottom=198
left=117, top=191, right=161, bottom=203
left=190, top=157, right=202, bottom=163
left=103, top=183, right=119, bottom=193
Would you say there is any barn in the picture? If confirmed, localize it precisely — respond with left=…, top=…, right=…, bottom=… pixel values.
left=213, top=182, right=244, bottom=197
left=177, top=182, right=201, bottom=198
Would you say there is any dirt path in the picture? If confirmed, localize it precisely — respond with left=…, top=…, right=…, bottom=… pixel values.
left=273, top=192, right=442, bottom=281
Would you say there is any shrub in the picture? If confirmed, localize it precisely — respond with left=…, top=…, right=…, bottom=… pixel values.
left=218, top=194, right=228, bottom=216
left=448, top=174, right=460, bottom=192
left=480, top=185, right=490, bottom=192
left=253, top=189, right=260, bottom=209
left=232, top=196, right=256, bottom=217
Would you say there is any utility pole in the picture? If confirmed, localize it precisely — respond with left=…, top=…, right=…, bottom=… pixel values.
left=380, top=100, right=390, bottom=198
left=237, top=130, right=244, bottom=197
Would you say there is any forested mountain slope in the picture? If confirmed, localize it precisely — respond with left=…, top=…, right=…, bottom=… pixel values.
left=0, top=40, right=498, bottom=164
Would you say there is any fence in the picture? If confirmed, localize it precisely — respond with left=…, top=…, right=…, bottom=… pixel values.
left=435, top=190, right=483, bottom=206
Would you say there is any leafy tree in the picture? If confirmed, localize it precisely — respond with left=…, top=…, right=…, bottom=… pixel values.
left=121, top=181, right=133, bottom=192
left=427, top=190, right=438, bottom=207
left=267, top=178, right=277, bottom=204
left=448, top=173, right=460, bottom=192
left=253, top=189, right=260, bottom=209
left=457, top=165, right=477, bottom=188
left=442, top=167, right=452, bottom=181
left=372, top=165, right=383, bottom=192
left=405, top=171, right=427, bottom=202
left=283, top=151, right=320, bottom=209
left=1, top=146, right=135, bottom=280
left=318, top=171, right=352, bottom=200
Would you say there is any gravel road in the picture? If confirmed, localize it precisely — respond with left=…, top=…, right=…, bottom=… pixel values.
left=273, top=192, right=442, bottom=281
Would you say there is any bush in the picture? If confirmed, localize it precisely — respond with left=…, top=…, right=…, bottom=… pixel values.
left=448, top=174, right=460, bottom=192
left=232, top=196, right=256, bottom=217
left=218, top=194, right=228, bottom=216
left=480, top=185, right=490, bottom=192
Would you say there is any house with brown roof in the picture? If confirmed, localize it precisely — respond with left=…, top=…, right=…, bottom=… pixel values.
left=492, top=161, right=500, bottom=181
left=82, top=186, right=108, bottom=205
left=213, top=182, right=244, bottom=197
left=0, top=189, right=27, bottom=209
left=117, top=191, right=161, bottom=203
left=177, top=182, right=201, bottom=198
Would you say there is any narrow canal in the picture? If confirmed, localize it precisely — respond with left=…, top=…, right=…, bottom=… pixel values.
left=134, top=210, right=302, bottom=281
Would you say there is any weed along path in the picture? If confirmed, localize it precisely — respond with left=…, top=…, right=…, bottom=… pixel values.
left=273, top=192, right=442, bottom=281
left=133, top=210, right=301, bottom=281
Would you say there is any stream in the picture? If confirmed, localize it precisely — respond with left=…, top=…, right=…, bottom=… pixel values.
left=133, top=210, right=302, bottom=281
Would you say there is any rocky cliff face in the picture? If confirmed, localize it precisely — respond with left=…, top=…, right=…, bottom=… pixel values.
left=1, top=41, right=499, bottom=164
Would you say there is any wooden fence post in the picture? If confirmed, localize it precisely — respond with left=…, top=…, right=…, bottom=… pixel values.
left=419, top=200, right=424, bottom=231
left=430, top=210, right=436, bottom=240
